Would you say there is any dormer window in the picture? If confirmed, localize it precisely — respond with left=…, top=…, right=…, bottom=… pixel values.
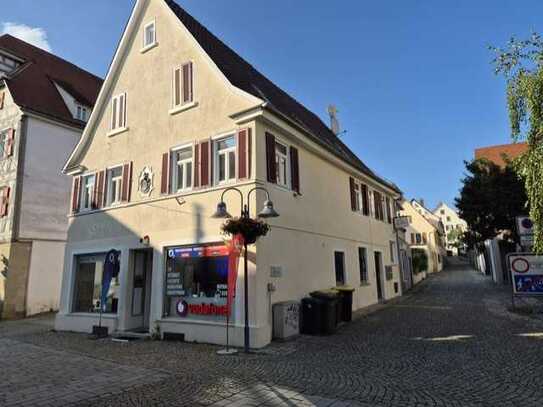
left=143, top=21, right=156, bottom=49
left=76, top=105, right=88, bottom=122
left=0, top=53, right=22, bottom=76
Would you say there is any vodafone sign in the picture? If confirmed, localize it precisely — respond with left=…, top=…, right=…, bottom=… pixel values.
left=508, top=254, right=543, bottom=295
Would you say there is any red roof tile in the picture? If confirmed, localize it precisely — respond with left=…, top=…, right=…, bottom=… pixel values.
left=474, top=142, right=527, bottom=168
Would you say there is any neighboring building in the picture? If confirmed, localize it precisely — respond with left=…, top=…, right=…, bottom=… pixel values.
left=474, top=142, right=527, bottom=168
left=55, top=0, right=403, bottom=348
left=0, top=35, right=102, bottom=318
left=400, top=200, right=445, bottom=282
left=433, top=202, right=467, bottom=256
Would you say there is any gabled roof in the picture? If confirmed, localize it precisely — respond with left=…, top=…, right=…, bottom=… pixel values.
left=0, top=34, right=103, bottom=127
left=164, top=0, right=400, bottom=193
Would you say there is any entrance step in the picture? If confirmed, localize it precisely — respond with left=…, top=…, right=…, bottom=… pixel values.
left=111, top=331, right=151, bottom=342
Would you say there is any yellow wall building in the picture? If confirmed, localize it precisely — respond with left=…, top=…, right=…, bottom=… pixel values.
left=55, top=0, right=403, bottom=348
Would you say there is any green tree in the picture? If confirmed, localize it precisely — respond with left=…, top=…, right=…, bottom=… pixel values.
left=412, top=249, right=428, bottom=274
left=491, top=33, right=543, bottom=253
left=455, top=159, right=527, bottom=250
left=447, top=228, right=463, bottom=249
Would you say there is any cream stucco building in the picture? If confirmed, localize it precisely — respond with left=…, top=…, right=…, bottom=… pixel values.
left=55, top=0, right=403, bottom=348
left=400, top=200, right=445, bottom=284
left=433, top=202, right=467, bottom=256
left=0, top=35, right=101, bottom=318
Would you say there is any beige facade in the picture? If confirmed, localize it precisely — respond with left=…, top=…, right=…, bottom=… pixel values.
left=433, top=202, right=467, bottom=255
left=56, top=0, right=403, bottom=348
left=400, top=200, right=444, bottom=276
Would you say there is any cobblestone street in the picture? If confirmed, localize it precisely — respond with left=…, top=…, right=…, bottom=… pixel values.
left=2, top=261, right=543, bottom=406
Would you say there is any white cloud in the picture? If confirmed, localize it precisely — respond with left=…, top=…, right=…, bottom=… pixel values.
left=1, top=22, right=51, bottom=52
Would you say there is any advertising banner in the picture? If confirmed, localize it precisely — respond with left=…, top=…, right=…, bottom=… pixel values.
left=508, top=253, right=543, bottom=295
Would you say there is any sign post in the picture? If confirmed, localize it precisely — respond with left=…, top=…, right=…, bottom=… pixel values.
left=507, top=253, right=543, bottom=309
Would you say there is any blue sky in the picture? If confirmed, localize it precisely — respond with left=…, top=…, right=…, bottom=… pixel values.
left=3, top=0, right=542, bottom=210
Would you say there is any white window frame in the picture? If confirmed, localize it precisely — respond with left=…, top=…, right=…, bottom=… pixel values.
left=171, top=62, right=196, bottom=114
left=354, top=183, right=362, bottom=213
left=80, top=174, right=96, bottom=212
left=275, top=141, right=289, bottom=188
left=214, top=135, right=237, bottom=185
left=76, top=105, right=88, bottom=122
left=142, top=20, right=157, bottom=50
left=106, top=165, right=123, bottom=207
left=110, top=93, right=127, bottom=133
left=171, top=144, right=194, bottom=192
left=0, top=129, right=8, bottom=158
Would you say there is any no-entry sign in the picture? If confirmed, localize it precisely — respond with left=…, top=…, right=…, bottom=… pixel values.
left=508, top=253, right=543, bottom=295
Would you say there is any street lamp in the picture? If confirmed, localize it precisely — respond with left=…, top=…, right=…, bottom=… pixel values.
left=212, top=186, right=279, bottom=353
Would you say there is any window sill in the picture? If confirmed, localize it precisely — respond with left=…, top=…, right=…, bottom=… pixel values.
left=360, top=282, right=371, bottom=287
left=140, top=42, right=158, bottom=54
left=107, top=127, right=129, bottom=137
left=169, top=101, right=198, bottom=116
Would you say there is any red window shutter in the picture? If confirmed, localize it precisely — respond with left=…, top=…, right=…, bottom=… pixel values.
left=161, top=153, right=170, bottom=194
left=349, top=177, right=357, bottom=211
left=247, top=128, right=252, bottom=179
left=290, top=146, right=300, bottom=193
left=265, top=132, right=276, bottom=183
left=386, top=197, right=392, bottom=224
left=94, top=171, right=105, bottom=209
left=200, top=140, right=210, bottom=187
left=0, top=92, right=4, bottom=109
left=71, top=176, right=81, bottom=214
left=193, top=144, right=200, bottom=188
left=182, top=62, right=193, bottom=104
left=0, top=187, right=10, bottom=217
left=121, top=162, right=133, bottom=202
left=6, top=128, right=15, bottom=157
left=237, top=129, right=248, bottom=179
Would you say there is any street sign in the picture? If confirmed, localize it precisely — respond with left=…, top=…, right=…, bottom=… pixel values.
left=516, top=216, right=534, bottom=236
left=394, top=216, right=411, bottom=230
left=508, top=253, right=543, bottom=295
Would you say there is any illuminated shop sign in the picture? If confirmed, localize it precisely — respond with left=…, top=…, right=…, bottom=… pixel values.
left=176, top=298, right=228, bottom=317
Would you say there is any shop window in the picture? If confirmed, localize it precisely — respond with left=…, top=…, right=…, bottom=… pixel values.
left=72, top=253, right=119, bottom=313
left=106, top=166, right=123, bottom=206
left=334, top=251, right=346, bottom=286
left=172, top=146, right=193, bottom=191
left=164, top=244, right=230, bottom=318
left=215, top=136, right=236, bottom=184
left=80, top=174, right=95, bottom=211
left=358, top=247, right=368, bottom=284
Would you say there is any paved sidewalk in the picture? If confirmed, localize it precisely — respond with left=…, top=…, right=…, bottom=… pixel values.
left=2, top=262, right=543, bottom=406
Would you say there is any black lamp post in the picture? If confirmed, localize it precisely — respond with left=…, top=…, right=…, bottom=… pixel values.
left=212, top=186, right=279, bottom=353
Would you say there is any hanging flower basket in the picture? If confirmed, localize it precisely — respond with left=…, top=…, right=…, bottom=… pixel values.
left=222, top=217, right=270, bottom=244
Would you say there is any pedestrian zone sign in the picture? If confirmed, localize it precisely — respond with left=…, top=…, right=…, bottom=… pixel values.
left=508, top=253, right=543, bottom=295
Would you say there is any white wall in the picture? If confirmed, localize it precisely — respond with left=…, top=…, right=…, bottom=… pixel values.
left=19, top=116, right=81, bottom=240
left=26, top=240, right=66, bottom=315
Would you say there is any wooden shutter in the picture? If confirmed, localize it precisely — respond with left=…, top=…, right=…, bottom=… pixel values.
left=161, top=153, right=170, bottom=194
left=0, top=92, right=4, bottom=109
left=290, top=146, right=300, bottom=193
left=0, top=187, right=10, bottom=217
left=265, top=132, right=276, bottom=183
left=411, top=233, right=415, bottom=245
left=247, top=128, right=252, bottom=179
left=200, top=140, right=210, bottom=187
left=386, top=197, right=392, bottom=224
left=349, top=177, right=357, bottom=211
left=5, top=128, right=15, bottom=157
left=193, top=143, right=200, bottom=188
left=120, top=94, right=126, bottom=128
left=71, top=176, right=81, bottom=214
left=121, top=162, right=132, bottom=202
left=94, top=170, right=105, bottom=209
left=182, top=62, right=193, bottom=104
left=361, top=184, right=369, bottom=216
left=237, top=129, right=248, bottom=179
left=111, top=97, right=117, bottom=129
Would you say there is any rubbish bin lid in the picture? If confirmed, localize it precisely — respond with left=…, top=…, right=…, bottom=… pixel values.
left=310, top=290, right=339, bottom=299
left=332, top=286, right=355, bottom=293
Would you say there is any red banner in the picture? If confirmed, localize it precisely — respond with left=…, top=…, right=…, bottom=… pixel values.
left=227, top=234, right=244, bottom=316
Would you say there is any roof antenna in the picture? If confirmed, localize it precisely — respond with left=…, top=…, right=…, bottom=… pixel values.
left=328, top=105, right=340, bottom=135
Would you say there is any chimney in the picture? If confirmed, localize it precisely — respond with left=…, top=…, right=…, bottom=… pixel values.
left=328, top=105, right=340, bottom=135
left=419, top=198, right=425, bottom=208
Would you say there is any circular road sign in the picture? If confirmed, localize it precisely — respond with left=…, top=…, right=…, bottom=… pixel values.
left=512, top=258, right=530, bottom=274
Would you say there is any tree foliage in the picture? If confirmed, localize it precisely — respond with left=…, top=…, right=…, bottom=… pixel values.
left=412, top=249, right=428, bottom=274
left=490, top=33, right=543, bottom=253
left=455, top=159, right=527, bottom=250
